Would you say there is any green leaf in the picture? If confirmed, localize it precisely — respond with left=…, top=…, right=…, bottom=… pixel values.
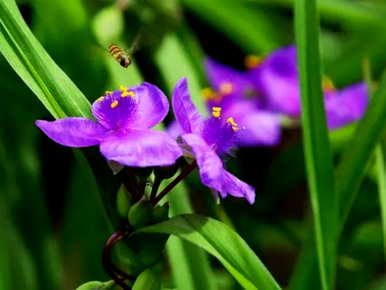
left=75, top=280, right=115, bottom=290
left=157, top=34, right=206, bottom=114
left=243, top=0, right=386, bottom=29
left=138, top=214, right=281, bottom=290
left=290, top=72, right=386, bottom=290
left=181, top=0, right=280, bottom=53
left=294, top=0, right=337, bottom=289
left=0, top=0, right=91, bottom=118
left=376, top=143, right=386, bottom=262
left=132, top=267, right=162, bottom=290
left=336, top=72, right=386, bottom=225
left=156, top=33, right=217, bottom=290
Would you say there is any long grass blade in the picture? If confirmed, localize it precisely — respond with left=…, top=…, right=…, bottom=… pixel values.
left=139, top=214, right=282, bottom=290
left=0, top=0, right=91, bottom=118
left=294, top=0, right=337, bottom=289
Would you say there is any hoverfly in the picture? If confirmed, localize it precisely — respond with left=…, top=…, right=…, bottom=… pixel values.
left=108, top=33, right=141, bottom=68
left=108, top=44, right=132, bottom=68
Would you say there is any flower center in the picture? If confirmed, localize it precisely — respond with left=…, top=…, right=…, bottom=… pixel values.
left=245, top=55, right=264, bottom=69
left=323, top=76, right=336, bottom=92
left=211, top=106, right=222, bottom=118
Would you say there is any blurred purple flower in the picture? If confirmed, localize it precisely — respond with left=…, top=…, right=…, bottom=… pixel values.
left=36, top=83, right=182, bottom=167
left=172, top=77, right=255, bottom=204
left=250, top=45, right=369, bottom=129
left=325, top=83, right=368, bottom=129
left=250, top=45, right=301, bottom=116
left=204, top=58, right=281, bottom=146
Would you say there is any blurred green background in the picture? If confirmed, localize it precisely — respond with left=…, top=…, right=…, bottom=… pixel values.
left=1, top=0, right=386, bottom=289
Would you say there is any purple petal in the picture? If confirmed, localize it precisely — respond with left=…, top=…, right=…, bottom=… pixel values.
left=205, top=58, right=254, bottom=97
left=182, top=133, right=254, bottom=203
left=220, top=171, right=255, bottom=204
left=213, top=100, right=281, bottom=147
left=325, top=83, right=368, bottom=129
left=92, top=83, right=168, bottom=130
left=166, top=120, right=183, bottom=140
left=236, top=111, right=282, bottom=146
left=172, top=78, right=203, bottom=134
left=130, top=82, right=169, bottom=129
left=100, top=129, right=182, bottom=167
left=181, top=133, right=224, bottom=190
left=252, top=45, right=301, bottom=115
left=35, top=118, right=107, bottom=147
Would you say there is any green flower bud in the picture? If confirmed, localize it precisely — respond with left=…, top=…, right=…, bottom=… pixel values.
left=152, top=203, right=169, bottom=223
left=137, top=234, right=168, bottom=267
left=128, top=200, right=153, bottom=229
left=75, top=280, right=114, bottom=290
left=116, top=187, right=132, bottom=219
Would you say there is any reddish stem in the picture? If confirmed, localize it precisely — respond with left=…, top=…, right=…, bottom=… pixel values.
left=151, top=162, right=197, bottom=206
left=102, top=231, right=133, bottom=289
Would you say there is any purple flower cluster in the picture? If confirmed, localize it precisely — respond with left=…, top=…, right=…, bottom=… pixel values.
left=35, top=45, right=368, bottom=205
left=202, top=45, right=369, bottom=146
left=36, top=81, right=255, bottom=203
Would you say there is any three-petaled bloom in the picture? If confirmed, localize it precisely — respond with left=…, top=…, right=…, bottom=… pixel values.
left=204, top=58, right=282, bottom=147
left=36, top=83, right=182, bottom=167
left=249, top=45, right=368, bottom=128
left=172, top=77, right=255, bottom=204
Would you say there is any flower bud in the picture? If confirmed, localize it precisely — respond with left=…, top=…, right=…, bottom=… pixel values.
left=116, top=187, right=132, bottom=219
left=75, top=280, right=114, bottom=290
left=152, top=203, right=169, bottom=223
left=128, top=200, right=153, bottom=229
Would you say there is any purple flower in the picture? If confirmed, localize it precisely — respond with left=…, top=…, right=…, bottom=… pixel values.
left=204, top=58, right=281, bottom=146
left=250, top=45, right=300, bottom=116
left=172, top=77, right=255, bottom=204
left=36, top=83, right=182, bottom=167
left=250, top=45, right=369, bottom=129
left=325, top=83, right=368, bottom=129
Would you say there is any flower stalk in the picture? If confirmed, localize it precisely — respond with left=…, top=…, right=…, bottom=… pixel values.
left=151, top=162, right=197, bottom=206
left=102, top=230, right=133, bottom=290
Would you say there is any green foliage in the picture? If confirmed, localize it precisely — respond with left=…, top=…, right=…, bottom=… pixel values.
left=0, top=0, right=90, bottom=118
left=75, top=280, right=115, bottom=290
left=294, top=0, right=337, bottom=289
left=132, top=266, right=162, bottom=290
left=140, top=214, right=281, bottom=290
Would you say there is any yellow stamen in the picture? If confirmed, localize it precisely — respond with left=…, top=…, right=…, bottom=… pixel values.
left=245, top=55, right=263, bottom=69
left=219, top=82, right=233, bottom=95
left=322, top=76, right=335, bottom=92
left=119, top=85, right=127, bottom=92
left=105, top=91, right=113, bottom=96
left=202, top=87, right=216, bottom=100
left=226, top=117, right=238, bottom=127
left=211, top=106, right=222, bottom=118
left=110, top=100, right=119, bottom=108
left=96, top=96, right=105, bottom=102
left=121, top=90, right=135, bottom=97
left=226, top=117, right=239, bottom=131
